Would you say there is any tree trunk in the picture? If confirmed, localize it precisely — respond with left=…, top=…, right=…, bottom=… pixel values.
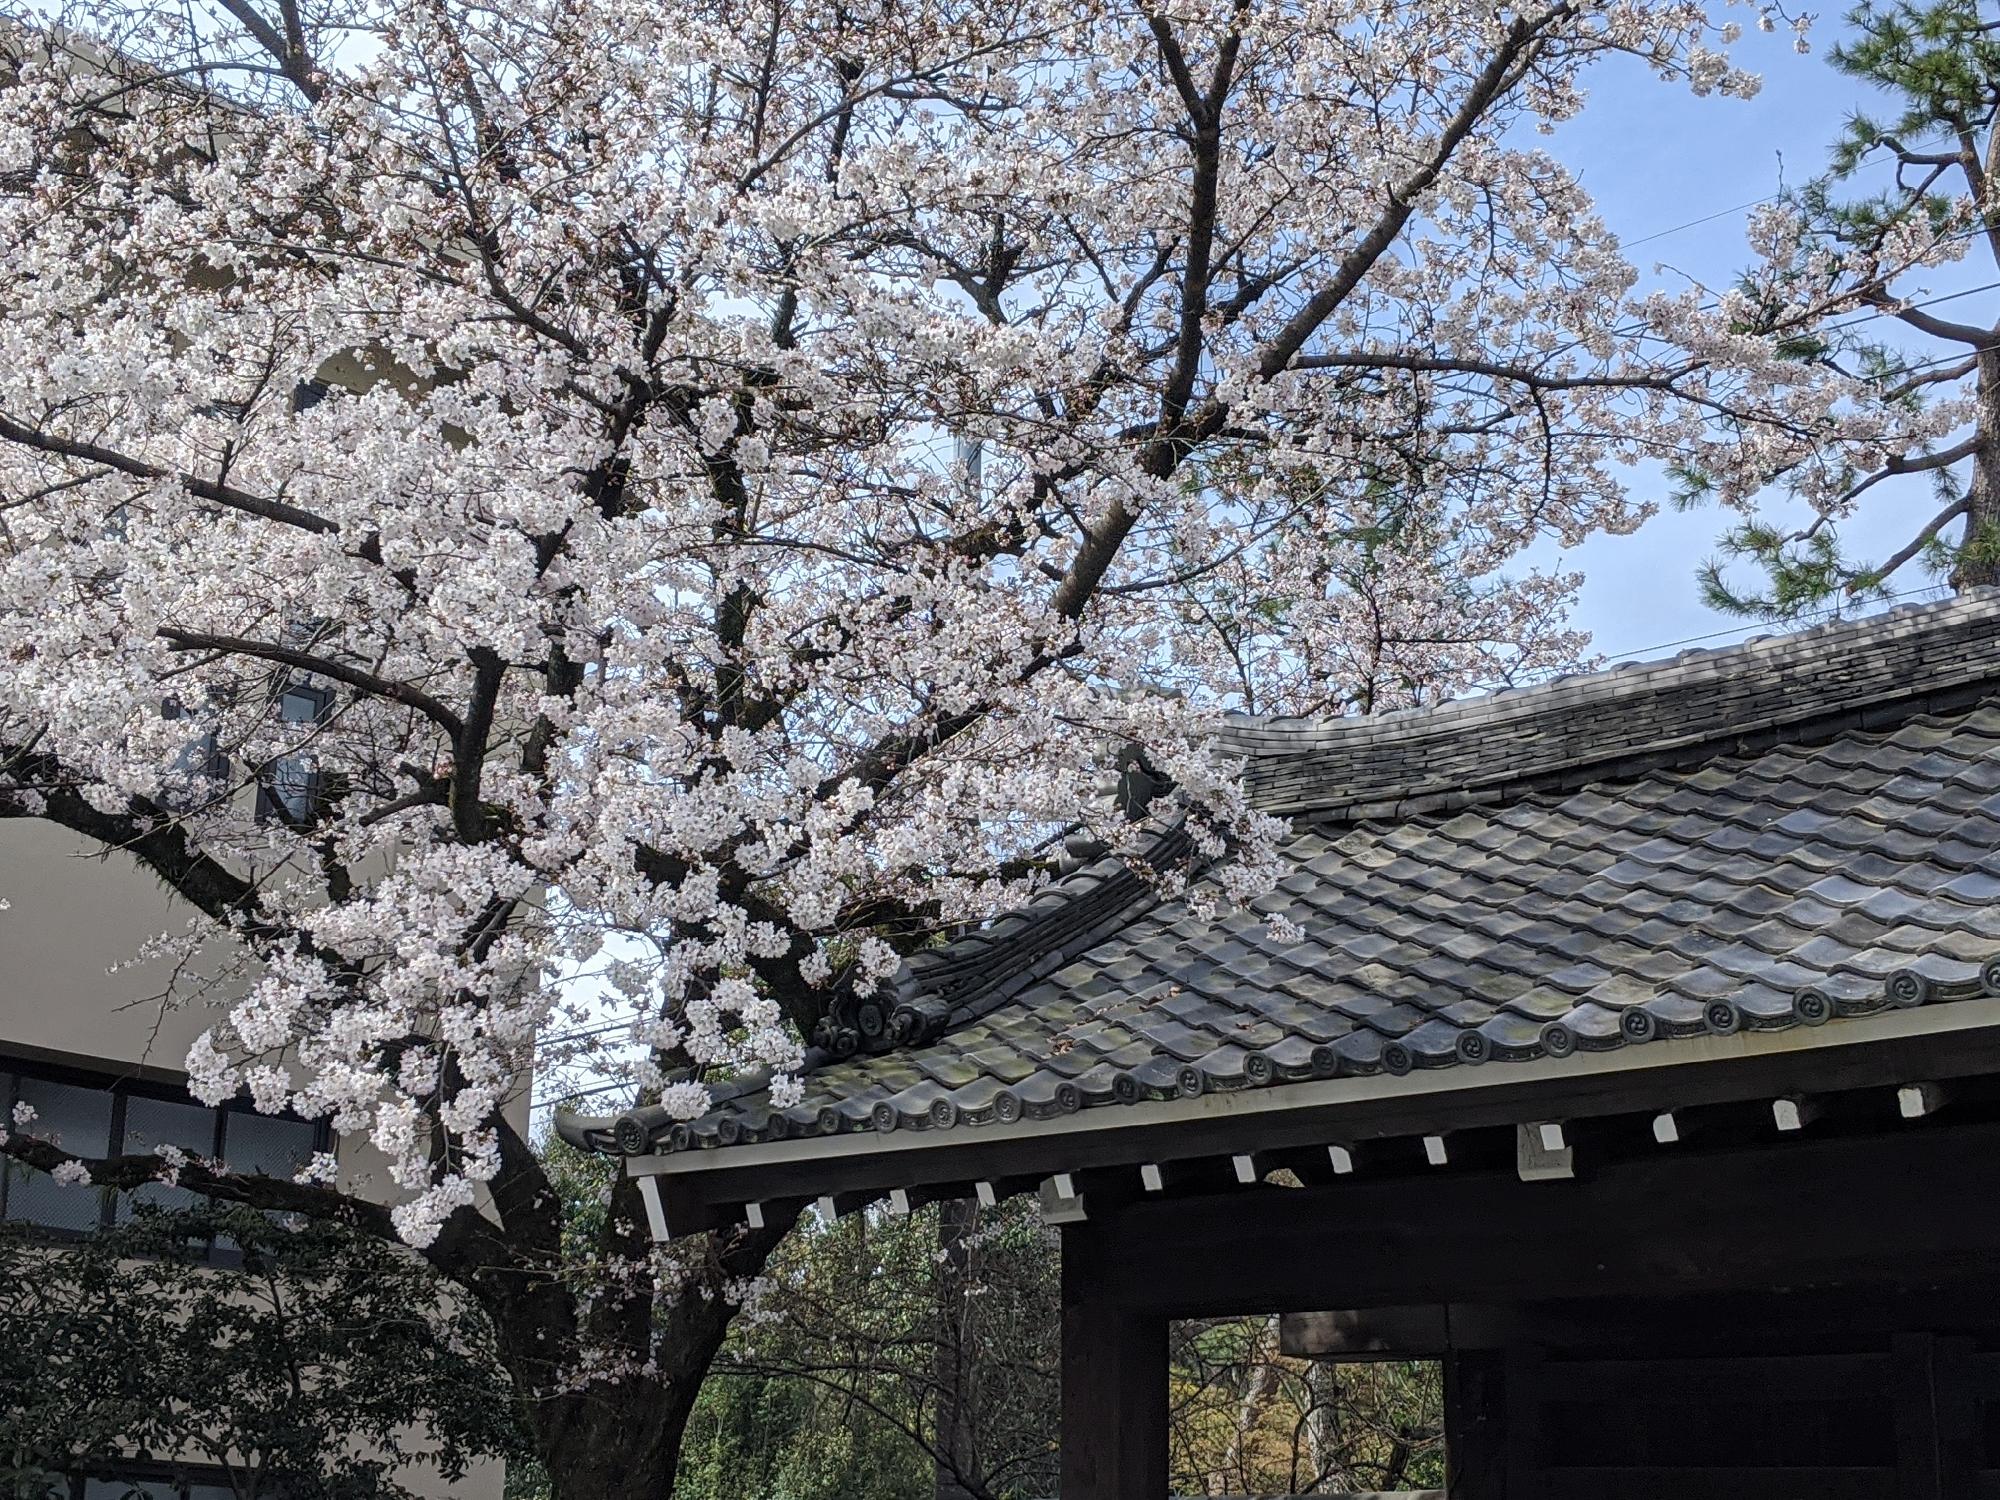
left=539, top=1383, right=689, bottom=1500
left=1210, top=1318, right=1282, bottom=1495
left=476, top=1206, right=797, bottom=1500
left=1953, top=347, right=2000, bottom=589
left=1305, top=1360, right=1346, bottom=1490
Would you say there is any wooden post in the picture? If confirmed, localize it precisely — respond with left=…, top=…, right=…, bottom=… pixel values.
left=1444, top=1348, right=1507, bottom=1499
left=935, top=1196, right=979, bottom=1500
left=1061, top=1219, right=1168, bottom=1500
left=1501, top=1345, right=1542, bottom=1498
left=1894, top=1332, right=1943, bottom=1500
left=1894, top=1332, right=1978, bottom=1500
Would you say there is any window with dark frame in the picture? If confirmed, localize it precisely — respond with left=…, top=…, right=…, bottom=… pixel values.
left=56, top=1457, right=238, bottom=1500
left=159, top=699, right=228, bottom=814
left=254, top=680, right=333, bottom=825
left=0, top=1054, right=323, bottom=1264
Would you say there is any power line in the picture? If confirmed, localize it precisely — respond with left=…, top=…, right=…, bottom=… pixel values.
left=1595, top=583, right=1945, bottom=662
left=1623, top=194, right=1781, bottom=249
left=1823, top=277, right=2000, bottom=335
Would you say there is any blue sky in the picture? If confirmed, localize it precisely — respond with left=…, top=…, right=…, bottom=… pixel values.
left=1535, top=14, right=1985, bottom=660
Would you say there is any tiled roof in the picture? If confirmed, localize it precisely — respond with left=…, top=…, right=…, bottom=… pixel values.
left=565, top=593, right=2000, bottom=1160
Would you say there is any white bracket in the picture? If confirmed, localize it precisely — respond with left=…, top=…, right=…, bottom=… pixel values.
left=1773, top=1096, right=1820, bottom=1133
left=635, top=1175, right=671, bottom=1242
left=1517, top=1122, right=1574, bottom=1182
left=1899, top=1082, right=1946, bottom=1119
left=1037, top=1173, right=1087, bottom=1225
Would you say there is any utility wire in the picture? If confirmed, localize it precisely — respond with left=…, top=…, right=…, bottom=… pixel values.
left=1622, top=194, right=1781, bottom=248
left=1594, top=583, right=1945, bottom=662
left=1822, top=277, right=2000, bottom=335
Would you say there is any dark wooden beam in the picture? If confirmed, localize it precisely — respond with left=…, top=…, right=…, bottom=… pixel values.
left=1280, top=1305, right=1453, bottom=1359
left=1444, top=1349, right=1507, bottom=1500
left=635, top=1017, right=2000, bottom=1221
left=1083, top=1117, right=2000, bottom=1316
left=1061, top=1219, right=1167, bottom=1500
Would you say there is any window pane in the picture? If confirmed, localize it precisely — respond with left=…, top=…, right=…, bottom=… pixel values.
left=6, top=1076, right=111, bottom=1232
left=278, top=685, right=328, bottom=723
left=260, top=685, right=329, bottom=823
left=117, top=1094, right=217, bottom=1222
left=219, top=1111, right=315, bottom=1180
left=162, top=731, right=226, bottom=810
left=83, top=1479, right=176, bottom=1500
left=267, top=756, right=316, bottom=821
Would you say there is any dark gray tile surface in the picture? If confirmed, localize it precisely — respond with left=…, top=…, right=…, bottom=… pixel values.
left=574, top=595, right=2000, bottom=1158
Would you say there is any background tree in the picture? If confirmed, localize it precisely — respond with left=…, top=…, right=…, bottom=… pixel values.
left=0, top=1204, right=527, bottom=1499
left=0, top=0, right=1868, bottom=1491
left=1696, top=0, right=2000, bottom=614
left=1168, top=1320, right=1443, bottom=1497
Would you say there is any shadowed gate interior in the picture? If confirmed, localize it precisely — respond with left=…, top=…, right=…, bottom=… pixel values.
left=1060, top=1094, right=2000, bottom=1499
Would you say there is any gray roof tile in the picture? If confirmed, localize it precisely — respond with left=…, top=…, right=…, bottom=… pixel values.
left=565, top=595, right=2000, bottom=1159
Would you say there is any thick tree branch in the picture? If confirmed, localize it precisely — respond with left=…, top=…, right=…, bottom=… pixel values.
left=1859, top=492, right=1973, bottom=591
left=0, top=411, right=338, bottom=534
left=158, top=628, right=467, bottom=740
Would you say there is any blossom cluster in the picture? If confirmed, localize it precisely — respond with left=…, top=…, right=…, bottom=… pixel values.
left=0, top=0, right=1883, bottom=1246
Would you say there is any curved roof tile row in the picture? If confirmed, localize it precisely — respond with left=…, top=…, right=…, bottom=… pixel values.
left=575, top=641, right=2000, bottom=1158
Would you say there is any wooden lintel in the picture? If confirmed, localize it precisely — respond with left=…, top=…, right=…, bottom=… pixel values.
left=627, top=1015, right=2000, bottom=1224
left=1079, top=1116, right=2000, bottom=1317
left=1280, top=1304, right=1454, bottom=1359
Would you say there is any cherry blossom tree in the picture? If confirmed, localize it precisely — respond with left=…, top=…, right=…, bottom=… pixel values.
left=0, top=0, right=1878, bottom=1490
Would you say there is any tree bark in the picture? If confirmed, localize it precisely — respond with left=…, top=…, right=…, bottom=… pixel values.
left=471, top=1209, right=797, bottom=1499
left=1953, top=347, right=2000, bottom=589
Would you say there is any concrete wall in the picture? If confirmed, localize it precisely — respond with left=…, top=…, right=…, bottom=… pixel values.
left=0, top=821, right=222, bottom=1074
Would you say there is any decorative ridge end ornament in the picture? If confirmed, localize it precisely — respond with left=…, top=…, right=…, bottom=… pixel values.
left=809, top=818, right=1199, bottom=1065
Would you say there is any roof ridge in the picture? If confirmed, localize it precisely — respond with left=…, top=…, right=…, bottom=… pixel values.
left=803, top=823, right=1188, bottom=1057
left=1220, top=590, right=1995, bottom=751
left=1224, top=590, right=2000, bottom=818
